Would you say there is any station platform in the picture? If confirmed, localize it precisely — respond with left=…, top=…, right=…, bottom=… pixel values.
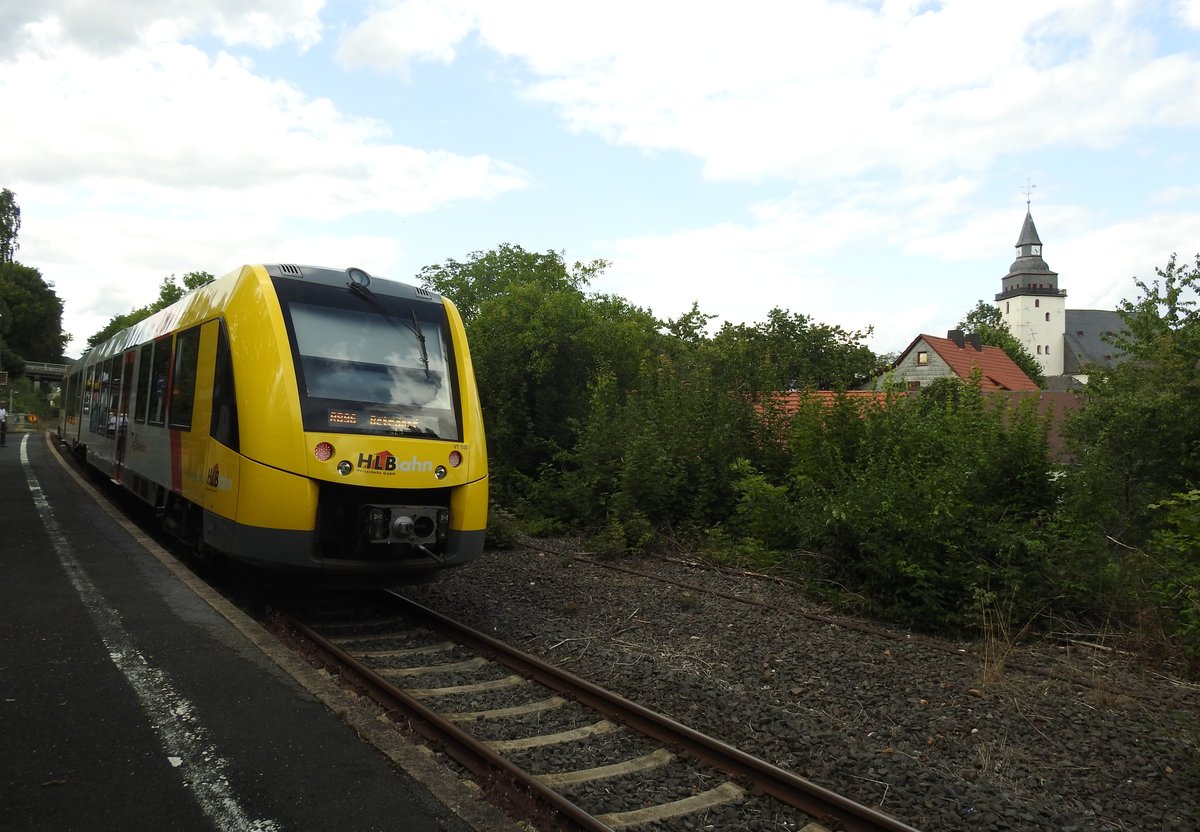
left=0, top=432, right=515, bottom=832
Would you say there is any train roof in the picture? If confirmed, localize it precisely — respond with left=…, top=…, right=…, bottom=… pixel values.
left=73, top=264, right=441, bottom=367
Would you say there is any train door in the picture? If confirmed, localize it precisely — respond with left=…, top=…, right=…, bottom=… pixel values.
left=113, top=349, right=136, bottom=481
left=167, top=320, right=240, bottom=549
left=62, top=367, right=84, bottom=444
left=202, top=320, right=241, bottom=548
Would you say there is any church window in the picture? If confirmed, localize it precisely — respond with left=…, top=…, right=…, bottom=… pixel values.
left=1006, top=302, right=1010, bottom=313
left=1046, top=345, right=1050, bottom=355
left=1035, top=299, right=1040, bottom=308
left=1045, top=312, right=1050, bottom=321
left=1037, top=345, right=1042, bottom=354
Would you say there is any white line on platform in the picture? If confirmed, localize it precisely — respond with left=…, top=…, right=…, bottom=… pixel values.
left=19, top=434, right=280, bottom=832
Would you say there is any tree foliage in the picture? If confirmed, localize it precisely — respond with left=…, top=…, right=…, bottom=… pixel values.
left=419, top=245, right=659, bottom=505
left=419, top=244, right=607, bottom=324
left=958, top=300, right=1045, bottom=386
left=87, top=271, right=215, bottom=347
left=0, top=261, right=69, bottom=362
left=1062, top=253, right=1200, bottom=540
left=0, top=188, right=20, bottom=264
left=704, top=308, right=882, bottom=392
left=746, top=377, right=1058, bottom=630
left=413, top=241, right=1200, bottom=662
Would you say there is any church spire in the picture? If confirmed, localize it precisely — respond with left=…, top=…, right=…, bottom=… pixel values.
left=996, top=203, right=1061, bottom=302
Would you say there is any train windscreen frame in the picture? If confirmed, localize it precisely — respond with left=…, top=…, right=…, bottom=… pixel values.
left=273, top=277, right=463, bottom=440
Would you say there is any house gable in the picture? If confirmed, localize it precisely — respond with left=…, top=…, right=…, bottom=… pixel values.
left=868, top=331, right=1038, bottom=391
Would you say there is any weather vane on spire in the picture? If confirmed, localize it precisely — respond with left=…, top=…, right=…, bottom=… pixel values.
left=1022, top=178, right=1036, bottom=208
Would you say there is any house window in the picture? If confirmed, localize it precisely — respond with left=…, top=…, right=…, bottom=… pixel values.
left=917, top=350, right=929, bottom=366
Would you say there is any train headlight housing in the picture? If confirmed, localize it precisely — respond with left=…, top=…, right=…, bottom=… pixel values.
left=314, top=442, right=334, bottom=461
left=434, top=465, right=447, bottom=480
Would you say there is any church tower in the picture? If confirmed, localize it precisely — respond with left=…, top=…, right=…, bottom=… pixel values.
left=995, top=206, right=1066, bottom=376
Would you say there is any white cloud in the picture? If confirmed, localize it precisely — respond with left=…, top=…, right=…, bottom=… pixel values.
left=4, top=31, right=526, bottom=208
left=1178, top=0, right=1200, bottom=28
left=338, top=0, right=477, bottom=74
left=2, top=1, right=326, bottom=52
left=340, top=0, right=1200, bottom=184
left=1, top=13, right=528, bottom=349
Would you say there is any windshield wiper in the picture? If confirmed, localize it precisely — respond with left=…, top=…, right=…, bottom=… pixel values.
left=348, top=282, right=431, bottom=379
left=408, top=307, right=430, bottom=380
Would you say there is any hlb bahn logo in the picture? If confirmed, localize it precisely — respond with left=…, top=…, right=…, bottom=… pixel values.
left=357, top=450, right=433, bottom=474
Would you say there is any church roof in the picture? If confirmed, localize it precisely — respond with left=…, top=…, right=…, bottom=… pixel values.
left=1015, top=209, right=1043, bottom=248
left=1063, top=309, right=1127, bottom=373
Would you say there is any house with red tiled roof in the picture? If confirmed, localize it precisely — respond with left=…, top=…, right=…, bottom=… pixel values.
left=864, top=329, right=1039, bottom=392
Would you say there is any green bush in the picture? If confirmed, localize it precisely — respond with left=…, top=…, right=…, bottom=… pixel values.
left=1144, top=491, right=1200, bottom=667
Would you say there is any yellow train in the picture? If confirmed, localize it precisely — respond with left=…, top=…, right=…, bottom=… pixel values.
left=60, top=264, right=488, bottom=582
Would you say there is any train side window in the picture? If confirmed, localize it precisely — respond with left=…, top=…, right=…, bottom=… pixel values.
left=210, top=320, right=239, bottom=451
left=134, top=342, right=153, bottom=424
left=100, top=357, right=118, bottom=437
left=169, top=327, right=202, bottom=430
left=147, top=336, right=172, bottom=426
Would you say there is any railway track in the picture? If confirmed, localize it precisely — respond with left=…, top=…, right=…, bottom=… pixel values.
left=274, top=590, right=921, bottom=832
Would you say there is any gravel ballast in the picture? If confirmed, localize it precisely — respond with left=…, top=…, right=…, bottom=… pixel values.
left=403, top=545, right=1200, bottom=831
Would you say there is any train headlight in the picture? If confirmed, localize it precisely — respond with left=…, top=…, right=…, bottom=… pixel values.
left=314, top=442, right=334, bottom=461
left=434, top=465, right=447, bottom=480
left=337, top=460, right=353, bottom=476
left=448, top=450, right=463, bottom=468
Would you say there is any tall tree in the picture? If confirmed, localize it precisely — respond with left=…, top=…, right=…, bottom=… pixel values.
left=0, top=188, right=19, bottom=264
left=88, top=271, right=214, bottom=346
left=1063, top=253, right=1200, bottom=540
left=418, top=244, right=607, bottom=324
left=958, top=300, right=1045, bottom=386
left=0, top=262, right=69, bottom=361
left=416, top=244, right=663, bottom=504
left=705, top=308, right=882, bottom=392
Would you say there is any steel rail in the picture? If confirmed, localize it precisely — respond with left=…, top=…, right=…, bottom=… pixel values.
left=384, top=590, right=922, bottom=832
left=280, top=612, right=615, bottom=832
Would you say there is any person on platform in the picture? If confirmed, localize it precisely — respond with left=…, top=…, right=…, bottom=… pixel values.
left=0, top=404, right=7, bottom=448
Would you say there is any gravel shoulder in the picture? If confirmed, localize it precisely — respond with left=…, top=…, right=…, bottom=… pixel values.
left=403, top=544, right=1200, bottom=832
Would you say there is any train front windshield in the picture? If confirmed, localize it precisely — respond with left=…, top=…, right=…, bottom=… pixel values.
left=278, top=283, right=462, bottom=440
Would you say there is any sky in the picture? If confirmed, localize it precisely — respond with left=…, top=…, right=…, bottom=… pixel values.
left=3, top=0, right=1200, bottom=359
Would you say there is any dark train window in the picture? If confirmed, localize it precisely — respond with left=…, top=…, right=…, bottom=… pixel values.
left=147, top=336, right=172, bottom=426
left=85, top=365, right=99, bottom=432
left=134, top=342, right=153, bottom=424
left=168, top=327, right=201, bottom=430
left=210, top=320, right=239, bottom=450
left=101, top=357, right=118, bottom=437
